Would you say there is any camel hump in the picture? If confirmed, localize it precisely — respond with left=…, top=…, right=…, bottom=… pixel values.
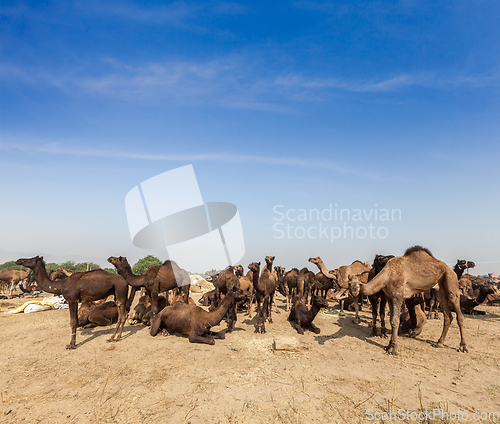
left=404, top=245, right=434, bottom=258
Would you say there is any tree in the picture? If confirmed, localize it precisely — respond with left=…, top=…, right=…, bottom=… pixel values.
left=103, top=267, right=117, bottom=274
left=132, top=255, right=162, bottom=275
left=75, top=262, right=100, bottom=272
left=60, top=260, right=76, bottom=271
left=0, top=261, right=26, bottom=271
left=45, top=262, right=59, bottom=273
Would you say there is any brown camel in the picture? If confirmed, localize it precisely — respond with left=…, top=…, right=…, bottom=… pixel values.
left=78, top=301, right=119, bottom=328
left=282, top=268, right=305, bottom=311
left=16, top=256, right=129, bottom=349
left=288, top=295, right=329, bottom=334
left=107, top=256, right=190, bottom=316
left=399, top=296, right=426, bottom=337
left=0, top=268, right=30, bottom=296
left=248, top=261, right=277, bottom=333
left=308, top=256, right=370, bottom=323
left=348, top=246, right=468, bottom=355
left=233, top=265, right=254, bottom=316
left=150, top=288, right=239, bottom=344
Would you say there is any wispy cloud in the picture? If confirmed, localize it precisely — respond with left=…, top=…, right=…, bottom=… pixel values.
left=2, top=57, right=498, bottom=111
left=0, top=137, right=385, bottom=180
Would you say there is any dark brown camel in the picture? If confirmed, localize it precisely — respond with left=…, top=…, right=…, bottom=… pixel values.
left=460, top=284, right=495, bottom=315
left=288, top=295, right=328, bottom=334
left=78, top=301, right=119, bottom=328
left=367, top=254, right=394, bottom=338
left=248, top=261, right=277, bottom=333
left=211, top=266, right=239, bottom=331
left=348, top=246, right=468, bottom=355
left=128, top=294, right=168, bottom=326
left=16, top=256, right=129, bottom=349
left=150, top=288, right=239, bottom=344
left=107, top=256, right=190, bottom=316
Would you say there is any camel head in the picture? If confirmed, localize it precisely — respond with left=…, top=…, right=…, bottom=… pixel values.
left=311, top=295, right=329, bottom=309
left=107, top=256, right=129, bottom=269
left=457, top=259, right=476, bottom=269
left=347, top=275, right=361, bottom=298
left=248, top=262, right=261, bottom=274
left=233, top=265, right=244, bottom=277
left=308, top=257, right=321, bottom=265
left=15, top=256, right=44, bottom=269
left=265, top=256, right=275, bottom=265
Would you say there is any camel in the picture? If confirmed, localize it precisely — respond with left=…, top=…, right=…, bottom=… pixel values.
left=460, top=284, right=495, bottom=315
left=78, top=301, right=119, bottom=328
left=16, top=256, right=129, bottom=349
left=233, top=265, right=254, bottom=316
left=248, top=261, right=277, bottom=333
left=210, top=266, right=239, bottom=331
left=288, top=295, right=329, bottom=334
left=0, top=268, right=30, bottom=296
left=399, top=296, right=426, bottom=337
left=150, top=288, right=239, bottom=344
left=367, top=254, right=394, bottom=337
left=308, top=256, right=370, bottom=323
left=282, top=268, right=306, bottom=311
left=107, top=256, right=190, bottom=316
left=50, top=267, right=73, bottom=281
left=347, top=246, right=468, bottom=355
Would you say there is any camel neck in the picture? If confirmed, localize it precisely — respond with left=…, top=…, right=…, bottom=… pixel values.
left=117, top=264, right=143, bottom=287
left=34, top=261, right=64, bottom=295
left=207, top=293, right=234, bottom=326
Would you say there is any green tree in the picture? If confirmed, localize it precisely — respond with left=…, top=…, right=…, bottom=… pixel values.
left=132, top=255, right=162, bottom=275
left=103, top=267, right=117, bottom=274
left=75, top=262, right=100, bottom=272
left=45, top=262, right=59, bottom=273
left=0, top=260, right=27, bottom=271
left=59, top=260, right=76, bottom=271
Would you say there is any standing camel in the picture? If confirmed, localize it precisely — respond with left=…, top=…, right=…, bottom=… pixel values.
left=248, top=261, right=277, bottom=333
left=107, top=256, right=190, bottom=316
left=348, top=246, right=468, bottom=356
left=0, top=268, right=30, bottom=296
left=16, top=256, right=130, bottom=349
left=308, top=256, right=370, bottom=323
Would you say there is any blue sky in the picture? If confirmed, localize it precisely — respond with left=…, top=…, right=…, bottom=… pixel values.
left=1, top=1, right=499, bottom=275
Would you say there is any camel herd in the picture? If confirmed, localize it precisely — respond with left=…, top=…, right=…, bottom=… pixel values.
left=9, top=245, right=500, bottom=355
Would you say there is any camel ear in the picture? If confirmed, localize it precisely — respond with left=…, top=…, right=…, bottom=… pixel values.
left=272, top=256, right=275, bottom=260
left=375, top=254, right=378, bottom=258
left=258, top=262, right=261, bottom=266
left=40, top=256, right=44, bottom=261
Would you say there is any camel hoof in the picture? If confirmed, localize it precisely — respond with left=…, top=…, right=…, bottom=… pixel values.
left=380, top=333, right=388, bottom=339
left=66, top=344, right=77, bottom=350
left=459, top=344, right=468, bottom=353
left=353, top=318, right=360, bottom=325
left=384, top=343, right=398, bottom=355
left=433, top=342, right=444, bottom=349
left=408, top=330, right=416, bottom=338
left=268, top=318, right=273, bottom=324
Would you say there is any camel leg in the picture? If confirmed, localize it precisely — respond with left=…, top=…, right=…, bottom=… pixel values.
left=368, top=295, right=379, bottom=337
left=188, top=330, right=215, bottom=345
left=379, top=293, right=388, bottom=338
left=268, top=292, right=275, bottom=323
left=291, top=320, right=305, bottom=335
left=108, top=302, right=126, bottom=342
left=352, top=295, right=360, bottom=325
left=386, top=295, right=403, bottom=355
left=67, top=301, right=79, bottom=350
left=435, top=284, right=468, bottom=353
left=245, top=293, right=253, bottom=317
left=307, top=323, right=321, bottom=334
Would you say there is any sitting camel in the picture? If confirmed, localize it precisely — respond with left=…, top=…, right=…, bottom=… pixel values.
left=128, top=294, right=168, bottom=326
left=78, top=301, right=119, bottom=328
left=348, top=246, right=468, bottom=355
left=16, top=256, right=130, bottom=349
left=107, top=256, right=190, bottom=316
left=399, top=296, right=426, bottom=337
left=460, top=284, right=495, bottom=315
left=288, top=295, right=329, bottom=334
left=150, top=288, right=239, bottom=344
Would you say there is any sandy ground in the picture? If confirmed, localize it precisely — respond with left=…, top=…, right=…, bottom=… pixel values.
left=1, top=292, right=499, bottom=424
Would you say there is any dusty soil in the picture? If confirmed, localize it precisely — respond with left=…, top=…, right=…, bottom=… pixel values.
left=1, top=293, right=499, bottom=424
